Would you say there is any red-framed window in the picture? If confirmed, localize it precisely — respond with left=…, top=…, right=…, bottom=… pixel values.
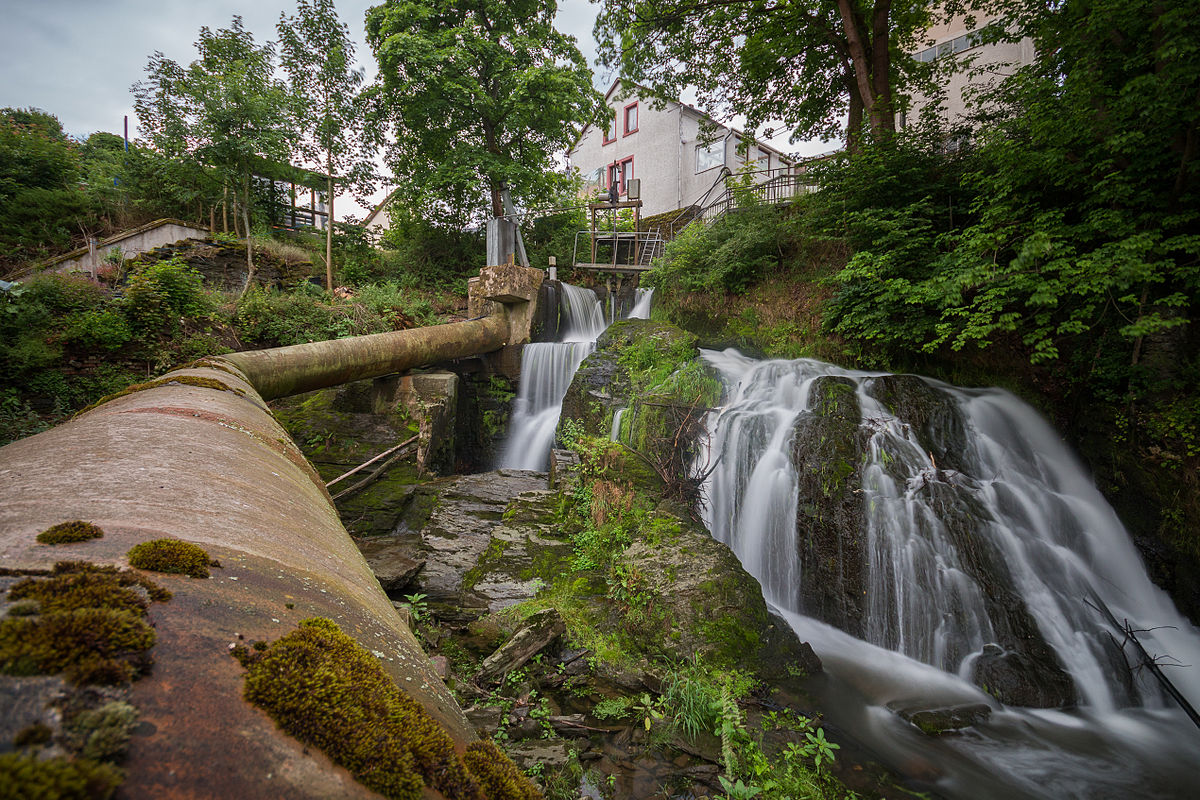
left=602, top=109, right=618, bottom=145
left=623, top=102, right=639, bottom=136
left=607, top=157, right=634, bottom=195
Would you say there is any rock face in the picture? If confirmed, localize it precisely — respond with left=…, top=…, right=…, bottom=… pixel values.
left=866, top=374, right=969, bottom=472
left=895, top=703, right=993, bottom=736
left=791, top=374, right=1080, bottom=707
left=618, top=510, right=821, bottom=678
left=793, top=376, right=871, bottom=637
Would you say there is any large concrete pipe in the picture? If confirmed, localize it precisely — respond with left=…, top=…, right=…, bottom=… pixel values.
left=0, top=264, right=544, bottom=797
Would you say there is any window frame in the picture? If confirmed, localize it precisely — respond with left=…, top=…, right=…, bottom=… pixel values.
left=602, top=109, right=618, bottom=145
left=695, top=139, right=724, bottom=173
left=623, top=102, right=639, bottom=136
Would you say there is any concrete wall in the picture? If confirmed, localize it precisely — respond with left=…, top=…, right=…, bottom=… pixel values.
left=903, top=14, right=1036, bottom=129
left=41, top=219, right=211, bottom=277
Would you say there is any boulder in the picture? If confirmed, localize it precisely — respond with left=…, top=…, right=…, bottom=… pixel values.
left=617, top=511, right=821, bottom=677
left=866, top=374, right=969, bottom=473
left=355, top=535, right=425, bottom=593
left=895, top=703, right=993, bottom=736
left=792, top=376, right=871, bottom=637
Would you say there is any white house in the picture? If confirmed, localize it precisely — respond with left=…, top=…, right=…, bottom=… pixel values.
left=901, top=12, right=1036, bottom=130
left=569, top=81, right=796, bottom=218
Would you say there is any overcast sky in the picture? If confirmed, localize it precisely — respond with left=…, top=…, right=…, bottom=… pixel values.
left=0, top=0, right=825, bottom=219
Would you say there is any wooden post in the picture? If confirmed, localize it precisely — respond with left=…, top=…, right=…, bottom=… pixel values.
left=590, top=207, right=597, bottom=265
left=633, top=204, right=641, bottom=266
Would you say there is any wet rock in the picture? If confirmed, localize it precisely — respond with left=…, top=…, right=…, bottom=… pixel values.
left=895, top=703, right=993, bottom=736
left=866, top=374, right=969, bottom=473
left=502, top=739, right=572, bottom=771
left=476, top=608, right=566, bottom=685
left=355, top=535, right=425, bottom=592
left=395, top=371, right=458, bottom=476
left=464, top=705, right=504, bottom=737
left=549, top=449, right=579, bottom=489
left=416, top=471, right=547, bottom=605
left=618, top=511, right=821, bottom=676
left=792, top=376, right=871, bottom=637
left=920, top=479, right=1078, bottom=708
left=972, top=644, right=1075, bottom=709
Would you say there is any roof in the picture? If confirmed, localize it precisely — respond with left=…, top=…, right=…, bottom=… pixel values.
left=576, top=79, right=795, bottom=163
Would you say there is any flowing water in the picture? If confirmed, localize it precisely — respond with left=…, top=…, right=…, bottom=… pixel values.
left=699, top=349, right=1200, bottom=799
left=500, top=284, right=651, bottom=470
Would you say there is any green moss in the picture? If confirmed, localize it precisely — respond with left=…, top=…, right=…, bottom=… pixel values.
left=36, top=521, right=104, bottom=545
left=74, top=374, right=247, bottom=417
left=461, top=740, right=541, bottom=800
left=234, top=617, right=539, bottom=800
left=0, top=754, right=123, bottom=800
left=0, top=563, right=167, bottom=686
left=64, top=701, right=138, bottom=762
left=127, top=539, right=215, bottom=578
left=13, top=722, right=53, bottom=747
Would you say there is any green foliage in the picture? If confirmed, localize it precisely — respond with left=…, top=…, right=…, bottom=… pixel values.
left=126, top=538, right=215, bottom=578
left=234, top=617, right=540, bottom=800
left=123, top=257, right=213, bottom=336
left=64, top=701, right=139, bottom=762
left=365, top=0, right=605, bottom=224
left=278, top=0, right=377, bottom=290
left=648, top=203, right=792, bottom=295
left=376, top=207, right=485, bottom=293
left=36, top=520, right=104, bottom=545
left=0, top=107, right=99, bottom=269
left=823, top=0, right=1200, bottom=388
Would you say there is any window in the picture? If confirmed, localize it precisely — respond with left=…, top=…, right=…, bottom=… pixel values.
left=754, top=148, right=769, bottom=171
left=696, top=139, right=724, bottom=172
left=623, top=103, right=638, bottom=135
left=606, top=157, right=634, bottom=195
left=602, top=110, right=617, bottom=145
left=583, top=166, right=604, bottom=189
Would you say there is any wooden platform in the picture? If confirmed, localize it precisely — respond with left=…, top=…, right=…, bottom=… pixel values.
left=572, top=262, right=654, bottom=273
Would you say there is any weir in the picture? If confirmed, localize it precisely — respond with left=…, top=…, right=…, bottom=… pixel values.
left=0, top=263, right=543, bottom=797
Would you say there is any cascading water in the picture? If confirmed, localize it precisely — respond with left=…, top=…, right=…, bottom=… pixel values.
left=500, top=284, right=652, bottom=470
left=700, top=348, right=1200, bottom=799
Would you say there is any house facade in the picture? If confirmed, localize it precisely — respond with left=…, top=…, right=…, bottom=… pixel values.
left=569, top=81, right=796, bottom=218
left=901, top=13, right=1035, bottom=130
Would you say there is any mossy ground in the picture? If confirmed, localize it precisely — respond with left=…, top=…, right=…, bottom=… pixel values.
left=127, top=539, right=216, bottom=578
left=36, top=520, right=104, bottom=545
left=232, top=617, right=540, bottom=800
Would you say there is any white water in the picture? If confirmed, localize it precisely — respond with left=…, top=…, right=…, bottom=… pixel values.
left=500, top=285, right=652, bottom=470
left=700, top=349, right=1200, bottom=798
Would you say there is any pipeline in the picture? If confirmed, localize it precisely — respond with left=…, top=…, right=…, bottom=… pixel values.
left=0, top=304, right=522, bottom=796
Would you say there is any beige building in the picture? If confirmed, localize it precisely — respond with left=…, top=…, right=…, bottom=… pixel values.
left=902, top=12, right=1036, bottom=130
left=569, top=80, right=796, bottom=218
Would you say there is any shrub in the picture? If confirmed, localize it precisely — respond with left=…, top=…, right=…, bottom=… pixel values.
left=123, top=257, right=212, bottom=336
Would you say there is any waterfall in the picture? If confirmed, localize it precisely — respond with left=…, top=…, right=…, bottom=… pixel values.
left=700, top=348, right=1200, bottom=799
left=500, top=285, right=652, bottom=470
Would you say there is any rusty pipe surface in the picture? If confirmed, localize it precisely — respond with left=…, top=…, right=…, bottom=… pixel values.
left=0, top=315, right=512, bottom=794
left=223, top=312, right=510, bottom=400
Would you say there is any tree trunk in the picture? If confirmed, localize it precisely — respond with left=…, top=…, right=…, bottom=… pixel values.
left=223, top=184, right=230, bottom=233
left=325, top=157, right=335, bottom=292
left=870, top=0, right=895, bottom=133
left=835, top=0, right=895, bottom=137
left=490, top=184, right=504, bottom=219
left=241, top=173, right=255, bottom=297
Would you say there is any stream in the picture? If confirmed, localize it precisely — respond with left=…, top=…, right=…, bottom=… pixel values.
left=699, top=349, right=1200, bottom=798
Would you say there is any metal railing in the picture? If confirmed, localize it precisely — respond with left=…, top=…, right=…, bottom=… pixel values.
left=571, top=227, right=667, bottom=271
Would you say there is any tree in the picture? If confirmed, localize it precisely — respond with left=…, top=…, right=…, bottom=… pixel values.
left=593, top=0, right=950, bottom=150
left=365, top=0, right=605, bottom=224
left=0, top=108, right=98, bottom=270
left=133, top=17, right=294, bottom=290
left=278, top=0, right=377, bottom=291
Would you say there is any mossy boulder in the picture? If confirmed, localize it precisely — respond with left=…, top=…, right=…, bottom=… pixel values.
left=616, top=509, right=820, bottom=677
left=792, top=376, right=871, bottom=637
left=558, top=320, right=717, bottom=482
left=866, top=374, right=969, bottom=472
